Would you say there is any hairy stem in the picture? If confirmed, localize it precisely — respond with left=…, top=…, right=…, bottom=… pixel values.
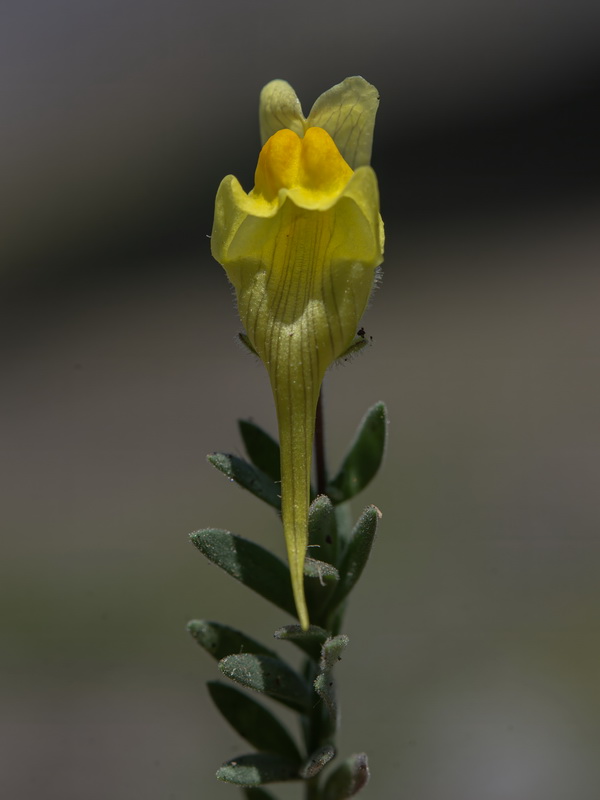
left=306, top=392, right=334, bottom=800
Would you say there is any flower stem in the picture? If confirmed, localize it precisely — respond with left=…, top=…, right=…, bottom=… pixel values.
left=305, top=777, right=320, bottom=799
left=303, top=657, right=326, bottom=800
left=305, top=389, right=333, bottom=800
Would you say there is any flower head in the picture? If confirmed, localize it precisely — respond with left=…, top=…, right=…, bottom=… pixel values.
left=211, top=77, right=384, bottom=629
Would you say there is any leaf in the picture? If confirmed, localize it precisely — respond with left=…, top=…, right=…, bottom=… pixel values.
left=187, top=620, right=276, bottom=661
left=207, top=452, right=281, bottom=510
left=320, top=635, right=349, bottom=672
left=219, top=653, right=312, bottom=712
left=313, top=670, right=337, bottom=728
left=322, top=753, right=370, bottom=799
left=308, top=495, right=338, bottom=567
left=314, top=635, right=349, bottom=725
left=207, top=681, right=301, bottom=762
left=304, top=557, right=339, bottom=584
left=323, top=506, right=381, bottom=617
left=326, top=402, right=387, bottom=504
left=300, top=744, right=336, bottom=779
left=306, top=497, right=339, bottom=622
left=239, top=419, right=281, bottom=483
left=217, top=753, right=299, bottom=785
left=304, top=554, right=339, bottom=629
left=273, top=624, right=329, bottom=661
left=190, top=529, right=296, bottom=618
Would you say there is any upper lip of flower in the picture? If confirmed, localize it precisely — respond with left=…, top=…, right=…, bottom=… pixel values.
left=259, top=76, right=380, bottom=170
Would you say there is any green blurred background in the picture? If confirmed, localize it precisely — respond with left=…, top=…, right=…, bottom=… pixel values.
left=2, top=1, right=600, bottom=798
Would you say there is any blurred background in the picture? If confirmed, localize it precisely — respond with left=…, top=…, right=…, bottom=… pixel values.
left=2, top=1, right=600, bottom=798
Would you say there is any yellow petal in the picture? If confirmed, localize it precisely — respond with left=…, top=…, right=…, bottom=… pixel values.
left=259, top=79, right=305, bottom=145
left=306, top=77, right=379, bottom=169
left=253, top=127, right=353, bottom=209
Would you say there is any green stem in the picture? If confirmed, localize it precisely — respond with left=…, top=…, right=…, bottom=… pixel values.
left=305, top=391, right=338, bottom=800
left=306, top=393, right=327, bottom=800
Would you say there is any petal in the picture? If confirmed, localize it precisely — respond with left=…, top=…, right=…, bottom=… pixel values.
left=210, top=175, right=251, bottom=266
left=254, top=127, right=355, bottom=211
left=335, top=166, right=385, bottom=266
left=254, top=128, right=304, bottom=202
left=259, top=79, right=306, bottom=145
left=307, top=76, right=380, bottom=169
left=295, top=127, right=353, bottom=201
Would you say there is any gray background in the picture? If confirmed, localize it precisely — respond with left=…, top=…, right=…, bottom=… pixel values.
left=2, top=1, right=600, bottom=798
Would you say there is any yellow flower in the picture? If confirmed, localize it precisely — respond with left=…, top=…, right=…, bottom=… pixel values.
left=211, top=77, right=384, bottom=629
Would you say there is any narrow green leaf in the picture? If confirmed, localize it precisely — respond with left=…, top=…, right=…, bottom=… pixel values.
left=304, top=557, right=339, bottom=583
left=314, top=671, right=337, bottom=726
left=239, top=419, right=281, bottom=483
left=314, top=635, right=350, bottom=725
left=219, top=653, right=312, bottom=712
left=273, top=624, right=328, bottom=661
left=187, top=620, right=276, bottom=661
left=324, top=506, right=380, bottom=617
left=190, top=529, right=296, bottom=618
left=300, top=744, right=336, bottom=779
left=207, top=681, right=301, bottom=762
left=308, top=495, right=338, bottom=567
left=242, top=789, right=279, bottom=800
left=217, top=753, right=299, bottom=785
left=322, top=753, right=370, bottom=799
left=320, top=635, right=349, bottom=672
left=304, top=554, right=339, bottom=629
left=326, top=402, right=387, bottom=504
left=207, top=452, right=281, bottom=510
